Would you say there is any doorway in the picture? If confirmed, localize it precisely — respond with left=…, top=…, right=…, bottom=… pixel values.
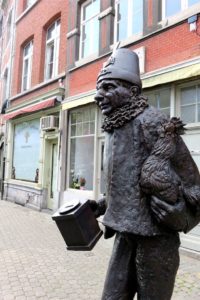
left=96, top=138, right=106, bottom=199
left=44, top=137, right=58, bottom=210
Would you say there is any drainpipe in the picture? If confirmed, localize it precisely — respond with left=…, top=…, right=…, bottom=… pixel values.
left=2, top=0, right=17, bottom=200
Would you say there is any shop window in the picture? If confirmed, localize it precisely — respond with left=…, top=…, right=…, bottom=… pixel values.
left=44, top=19, right=60, bottom=80
left=180, top=84, right=200, bottom=123
left=115, top=0, right=143, bottom=42
left=69, top=106, right=96, bottom=191
left=162, top=0, right=200, bottom=18
left=21, top=40, right=33, bottom=91
left=145, top=88, right=171, bottom=117
left=12, top=119, right=40, bottom=182
left=80, top=0, right=100, bottom=59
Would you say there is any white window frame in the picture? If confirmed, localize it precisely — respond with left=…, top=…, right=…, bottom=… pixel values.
left=114, top=0, right=143, bottom=43
left=6, top=9, right=12, bottom=45
left=3, top=68, right=9, bottom=100
left=162, top=0, right=200, bottom=19
left=176, top=80, right=200, bottom=127
left=21, top=40, right=33, bottom=92
left=26, top=0, right=36, bottom=8
left=44, top=19, right=60, bottom=80
left=67, top=105, right=97, bottom=192
left=79, top=0, right=100, bottom=59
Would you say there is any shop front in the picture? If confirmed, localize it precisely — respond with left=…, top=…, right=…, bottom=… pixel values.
left=3, top=95, right=62, bottom=211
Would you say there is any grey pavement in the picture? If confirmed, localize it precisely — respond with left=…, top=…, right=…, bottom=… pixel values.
left=0, top=200, right=199, bottom=300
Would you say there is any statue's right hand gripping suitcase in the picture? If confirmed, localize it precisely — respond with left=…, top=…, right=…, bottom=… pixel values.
left=52, top=199, right=103, bottom=251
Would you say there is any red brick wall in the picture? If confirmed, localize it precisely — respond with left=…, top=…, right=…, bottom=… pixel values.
left=69, top=20, right=200, bottom=97
left=12, top=0, right=68, bottom=97
left=10, top=80, right=60, bottom=108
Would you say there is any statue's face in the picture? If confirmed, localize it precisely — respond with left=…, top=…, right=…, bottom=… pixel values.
left=95, top=79, right=131, bottom=115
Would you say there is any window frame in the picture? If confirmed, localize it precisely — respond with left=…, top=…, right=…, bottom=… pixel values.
left=12, top=118, right=40, bottom=182
left=145, top=86, right=172, bottom=117
left=44, top=19, right=60, bottom=81
left=6, top=9, right=13, bottom=45
left=21, top=40, right=33, bottom=92
left=176, top=80, right=200, bottom=126
left=3, top=68, right=9, bottom=100
left=162, top=0, right=200, bottom=19
left=114, top=0, right=144, bottom=43
left=67, top=105, right=97, bottom=192
left=26, top=0, right=36, bottom=8
left=79, top=0, right=100, bottom=59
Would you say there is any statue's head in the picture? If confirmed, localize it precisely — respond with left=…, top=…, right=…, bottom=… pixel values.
left=95, top=48, right=142, bottom=115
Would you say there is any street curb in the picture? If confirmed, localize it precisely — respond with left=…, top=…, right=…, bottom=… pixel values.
left=180, top=247, right=200, bottom=260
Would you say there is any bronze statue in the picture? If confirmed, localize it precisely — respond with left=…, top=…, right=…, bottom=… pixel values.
left=90, top=48, right=200, bottom=300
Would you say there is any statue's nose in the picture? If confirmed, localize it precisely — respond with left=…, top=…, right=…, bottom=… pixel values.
left=94, top=91, right=104, bottom=104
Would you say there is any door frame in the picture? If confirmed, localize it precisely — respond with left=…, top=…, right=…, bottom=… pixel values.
left=43, top=134, right=59, bottom=210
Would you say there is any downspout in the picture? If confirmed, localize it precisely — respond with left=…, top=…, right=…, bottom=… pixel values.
left=3, top=0, right=17, bottom=200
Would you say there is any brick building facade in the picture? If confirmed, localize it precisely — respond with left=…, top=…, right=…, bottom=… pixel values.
left=1, top=0, right=68, bottom=211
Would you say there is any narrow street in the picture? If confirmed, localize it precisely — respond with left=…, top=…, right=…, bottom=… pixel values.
left=0, top=200, right=199, bottom=300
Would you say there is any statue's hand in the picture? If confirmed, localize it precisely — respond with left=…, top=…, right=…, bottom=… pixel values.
left=88, top=198, right=107, bottom=218
left=151, top=196, right=187, bottom=232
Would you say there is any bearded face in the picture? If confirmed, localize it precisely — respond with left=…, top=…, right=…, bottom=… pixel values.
left=94, top=79, right=133, bottom=115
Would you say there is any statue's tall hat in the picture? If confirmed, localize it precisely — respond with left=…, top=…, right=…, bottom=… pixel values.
left=97, top=48, right=142, bottom=88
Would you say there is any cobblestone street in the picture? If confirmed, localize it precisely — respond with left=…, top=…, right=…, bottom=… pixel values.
left=0, top=200, right=199, bottom=300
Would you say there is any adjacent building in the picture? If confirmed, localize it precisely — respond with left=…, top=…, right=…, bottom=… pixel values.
left=2, top=0, right=68, bottom=211
left=0, top=0, right=17, bottom=199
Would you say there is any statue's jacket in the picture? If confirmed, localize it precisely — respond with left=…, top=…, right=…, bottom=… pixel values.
left=102, top=105, right=200, bottom=237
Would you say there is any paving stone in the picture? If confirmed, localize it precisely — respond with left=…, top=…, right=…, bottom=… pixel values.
left=0, top=200, right=199, bottom=299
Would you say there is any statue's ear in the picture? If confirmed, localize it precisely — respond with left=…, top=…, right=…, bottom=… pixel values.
left=130, top=86, right=139, bottom=97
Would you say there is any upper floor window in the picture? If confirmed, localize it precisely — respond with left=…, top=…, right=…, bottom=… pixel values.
left=22, top=41, right=33, bottom=91
left=180, top=84, right=200, bottom=123
left=6, top=9, right=12, bottom=45
left=26, top=0, right=36, bottom=9
left=162, top=0, right=200, bottom=18
left=145, top=88, right=171, bottom=117
left=3, top=68, right=9, bottom=100
left=45, top=19, right=60, bottom=80
left=0, top=17, right=3, bottom=38
left=115, top=0, right=143, bottom=42
left=80, top=0, right=100, bottom=59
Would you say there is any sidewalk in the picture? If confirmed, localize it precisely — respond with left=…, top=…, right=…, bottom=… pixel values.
left=0, top=200, right=199, bottom=300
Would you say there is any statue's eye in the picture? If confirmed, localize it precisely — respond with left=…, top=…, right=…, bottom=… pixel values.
left=106, top=85, right=114, bottom=91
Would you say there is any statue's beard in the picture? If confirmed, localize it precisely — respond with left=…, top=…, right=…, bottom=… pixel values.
left=102, top=94, right=149, bottom=132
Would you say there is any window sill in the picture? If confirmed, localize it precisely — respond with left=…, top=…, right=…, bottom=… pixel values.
left=69, top=51, right=112, bottom=72
left=64, top=188, right=94, bottom=202
left=185, top=123, right=200, bottom=131
left=10, top=72, right=65, bottom=102
left=16, top=0, right=40, bottom=23
left=159, top=3, right=200, bottom=29
left=5, top=178, right=42, bottom=189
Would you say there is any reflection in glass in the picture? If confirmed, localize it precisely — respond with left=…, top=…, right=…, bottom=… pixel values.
left=181, top=105, right=195, bottom=123
left=188, top=0, right=200, bottom=6
left=181, top=86, right=196, bottom=105
left=145, top=88, right=171, bottom=117
left=165, top=0, right=181, bottom=17
left=69, top=106, right=96, bottom=190
left=70, top=136, right=94, bottom=190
